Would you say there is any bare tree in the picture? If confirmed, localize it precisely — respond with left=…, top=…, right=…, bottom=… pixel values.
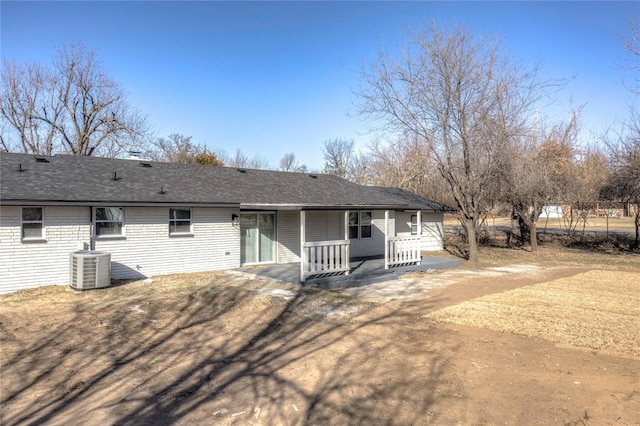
left=500, top=112, right=580, bottom=251
left=367, top=133, right=430, bottom=192
left=150, top=133, right=223, bottom=165
left=0, top=60, right=58, bottom=154
left=599, top=18, right=640, bottom=248
left=366, top=133, right=457, bottom=208
left=622, top=18, right=639, bottom=94
left=357, top=24, right=554, bottom=265
left=218, top=148, right=270, bottom=169
left=0, top=43, right=149, bottom=157
left=601, top=110, right=640, bottom=248
left=321, top=138, right=370, bottom=184
left=322, top=138, right=354, bottom=178
left=569, top=150, right=610, bottom=242
left=279, top=152, right=307, bottom=172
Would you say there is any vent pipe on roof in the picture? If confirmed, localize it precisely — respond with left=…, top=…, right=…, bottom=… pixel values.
left=112, top=171, right=121, bottom=181
left=18, top=163, right=25, bottom=172
left=159, top=186, right=167, bottom=195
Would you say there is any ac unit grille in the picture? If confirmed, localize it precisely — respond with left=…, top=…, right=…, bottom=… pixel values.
left=69, top=251, right=111, bottom=290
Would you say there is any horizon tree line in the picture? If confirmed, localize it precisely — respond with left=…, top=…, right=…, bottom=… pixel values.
left=2, top=22, right=638, bottom=256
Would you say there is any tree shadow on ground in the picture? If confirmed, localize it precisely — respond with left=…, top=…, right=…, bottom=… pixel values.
left=1, top=274, right=461, bottom=425
left=443, top=227, right=470, bottom=260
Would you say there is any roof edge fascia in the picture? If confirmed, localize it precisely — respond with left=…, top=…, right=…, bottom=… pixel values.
left=1, top=200, right=240, bottom=208
left=240, top=203, right=441, bottom=211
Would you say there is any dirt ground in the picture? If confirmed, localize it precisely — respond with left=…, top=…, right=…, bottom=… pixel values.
left=1, top=246, right=639, bottom=425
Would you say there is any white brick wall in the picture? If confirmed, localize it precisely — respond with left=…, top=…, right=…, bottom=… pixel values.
left=0, top=205, right=443, bottom=293
left=0, top=206, right=91, bottom=293
left=0, top=205, right=240, bottom=293
left=94, top=207, right=240, bottom=279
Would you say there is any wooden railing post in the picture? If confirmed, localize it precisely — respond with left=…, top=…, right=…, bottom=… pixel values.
left=300, top=210, right=306, bottom=282
left=384, top=210, right=389, bottom=269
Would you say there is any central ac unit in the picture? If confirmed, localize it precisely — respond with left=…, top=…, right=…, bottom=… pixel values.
left=70, top=251, right=111, bottom=290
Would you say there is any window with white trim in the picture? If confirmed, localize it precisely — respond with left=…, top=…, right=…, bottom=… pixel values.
left=411, top=215, right=418, bottom=235
left=95, top=207, right=124, bottom=237
left=349, top=211, right=372, bottom=239
left=22, top=207, right=45, bottom=241
left=169, top=208, right=192, bottom=235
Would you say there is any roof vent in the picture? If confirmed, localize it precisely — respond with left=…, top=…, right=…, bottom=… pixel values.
left=309, top=174, right=318, bottom=179
left=140, top=162, right=152, bottom=168
left=236, top=168, right=247, bottom=174
left=112, top=171, right=121, bottom=181
left=18, top=163, right=25, bottom=172
left=34, top=156, right=49, bottom=163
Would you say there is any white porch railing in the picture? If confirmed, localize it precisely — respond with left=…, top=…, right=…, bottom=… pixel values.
left=386, top=236, right=422, bottom=268
left=302, top=240, right=350, bottom=280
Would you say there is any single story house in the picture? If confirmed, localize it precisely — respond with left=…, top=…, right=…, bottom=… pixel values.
left=0, top=152, right=446, bottom=294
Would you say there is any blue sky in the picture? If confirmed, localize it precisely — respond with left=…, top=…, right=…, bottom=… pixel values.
left=2, top=1, right=638, bottom=170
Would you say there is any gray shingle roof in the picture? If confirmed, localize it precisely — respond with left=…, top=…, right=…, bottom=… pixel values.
left=0, top=152, right=445, bottom=211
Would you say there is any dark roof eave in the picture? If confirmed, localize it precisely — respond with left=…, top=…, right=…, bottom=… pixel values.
left=240, top=203, right=442, bottom=211
left=0, top=199, right=240, bottom=208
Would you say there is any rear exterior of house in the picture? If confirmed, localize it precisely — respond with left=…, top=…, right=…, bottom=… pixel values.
left=251, top=208, right=443, bottom=267
left=0, top=153, right=445, bottom=293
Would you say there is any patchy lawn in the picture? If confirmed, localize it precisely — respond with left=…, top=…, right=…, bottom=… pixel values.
left=1, top=252, right=639, bottom=425
left=427, top=270, right=640, bottom=357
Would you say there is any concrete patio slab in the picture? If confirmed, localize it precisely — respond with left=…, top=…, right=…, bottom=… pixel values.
left=238, top=255, right=462, bottom=290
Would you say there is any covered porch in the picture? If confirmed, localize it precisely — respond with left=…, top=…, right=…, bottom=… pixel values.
left=298, top=209, right=433, bottom=283
left=239, top=255, right=461, bottom=289
left=239, top=205, right=446, bottom=285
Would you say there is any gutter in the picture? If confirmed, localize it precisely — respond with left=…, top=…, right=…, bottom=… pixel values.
left=0, top=200, right=240, bottom=208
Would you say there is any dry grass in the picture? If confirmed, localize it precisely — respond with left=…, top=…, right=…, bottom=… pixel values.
left=426, top=270, right=640, bottom=357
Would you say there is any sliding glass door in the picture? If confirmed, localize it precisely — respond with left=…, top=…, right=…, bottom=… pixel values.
left=240, top=212, right=276, bottom=264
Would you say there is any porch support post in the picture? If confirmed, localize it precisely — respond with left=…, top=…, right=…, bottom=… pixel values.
left=344, top=210, right=350, bottom=275
left=384, top=210, right=389, bottom=270
left=417, top=209, right=422, bottom=261
left=300, top=210, right=306, bottom=283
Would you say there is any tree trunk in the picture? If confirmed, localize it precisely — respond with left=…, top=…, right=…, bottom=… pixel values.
left=527, top=220, right=537, bottom=251
left=463, top=217, right=479, bottom=267
left=634, top=211, right=640, bottom=249
left=518, top=218, right=529, bottom=246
